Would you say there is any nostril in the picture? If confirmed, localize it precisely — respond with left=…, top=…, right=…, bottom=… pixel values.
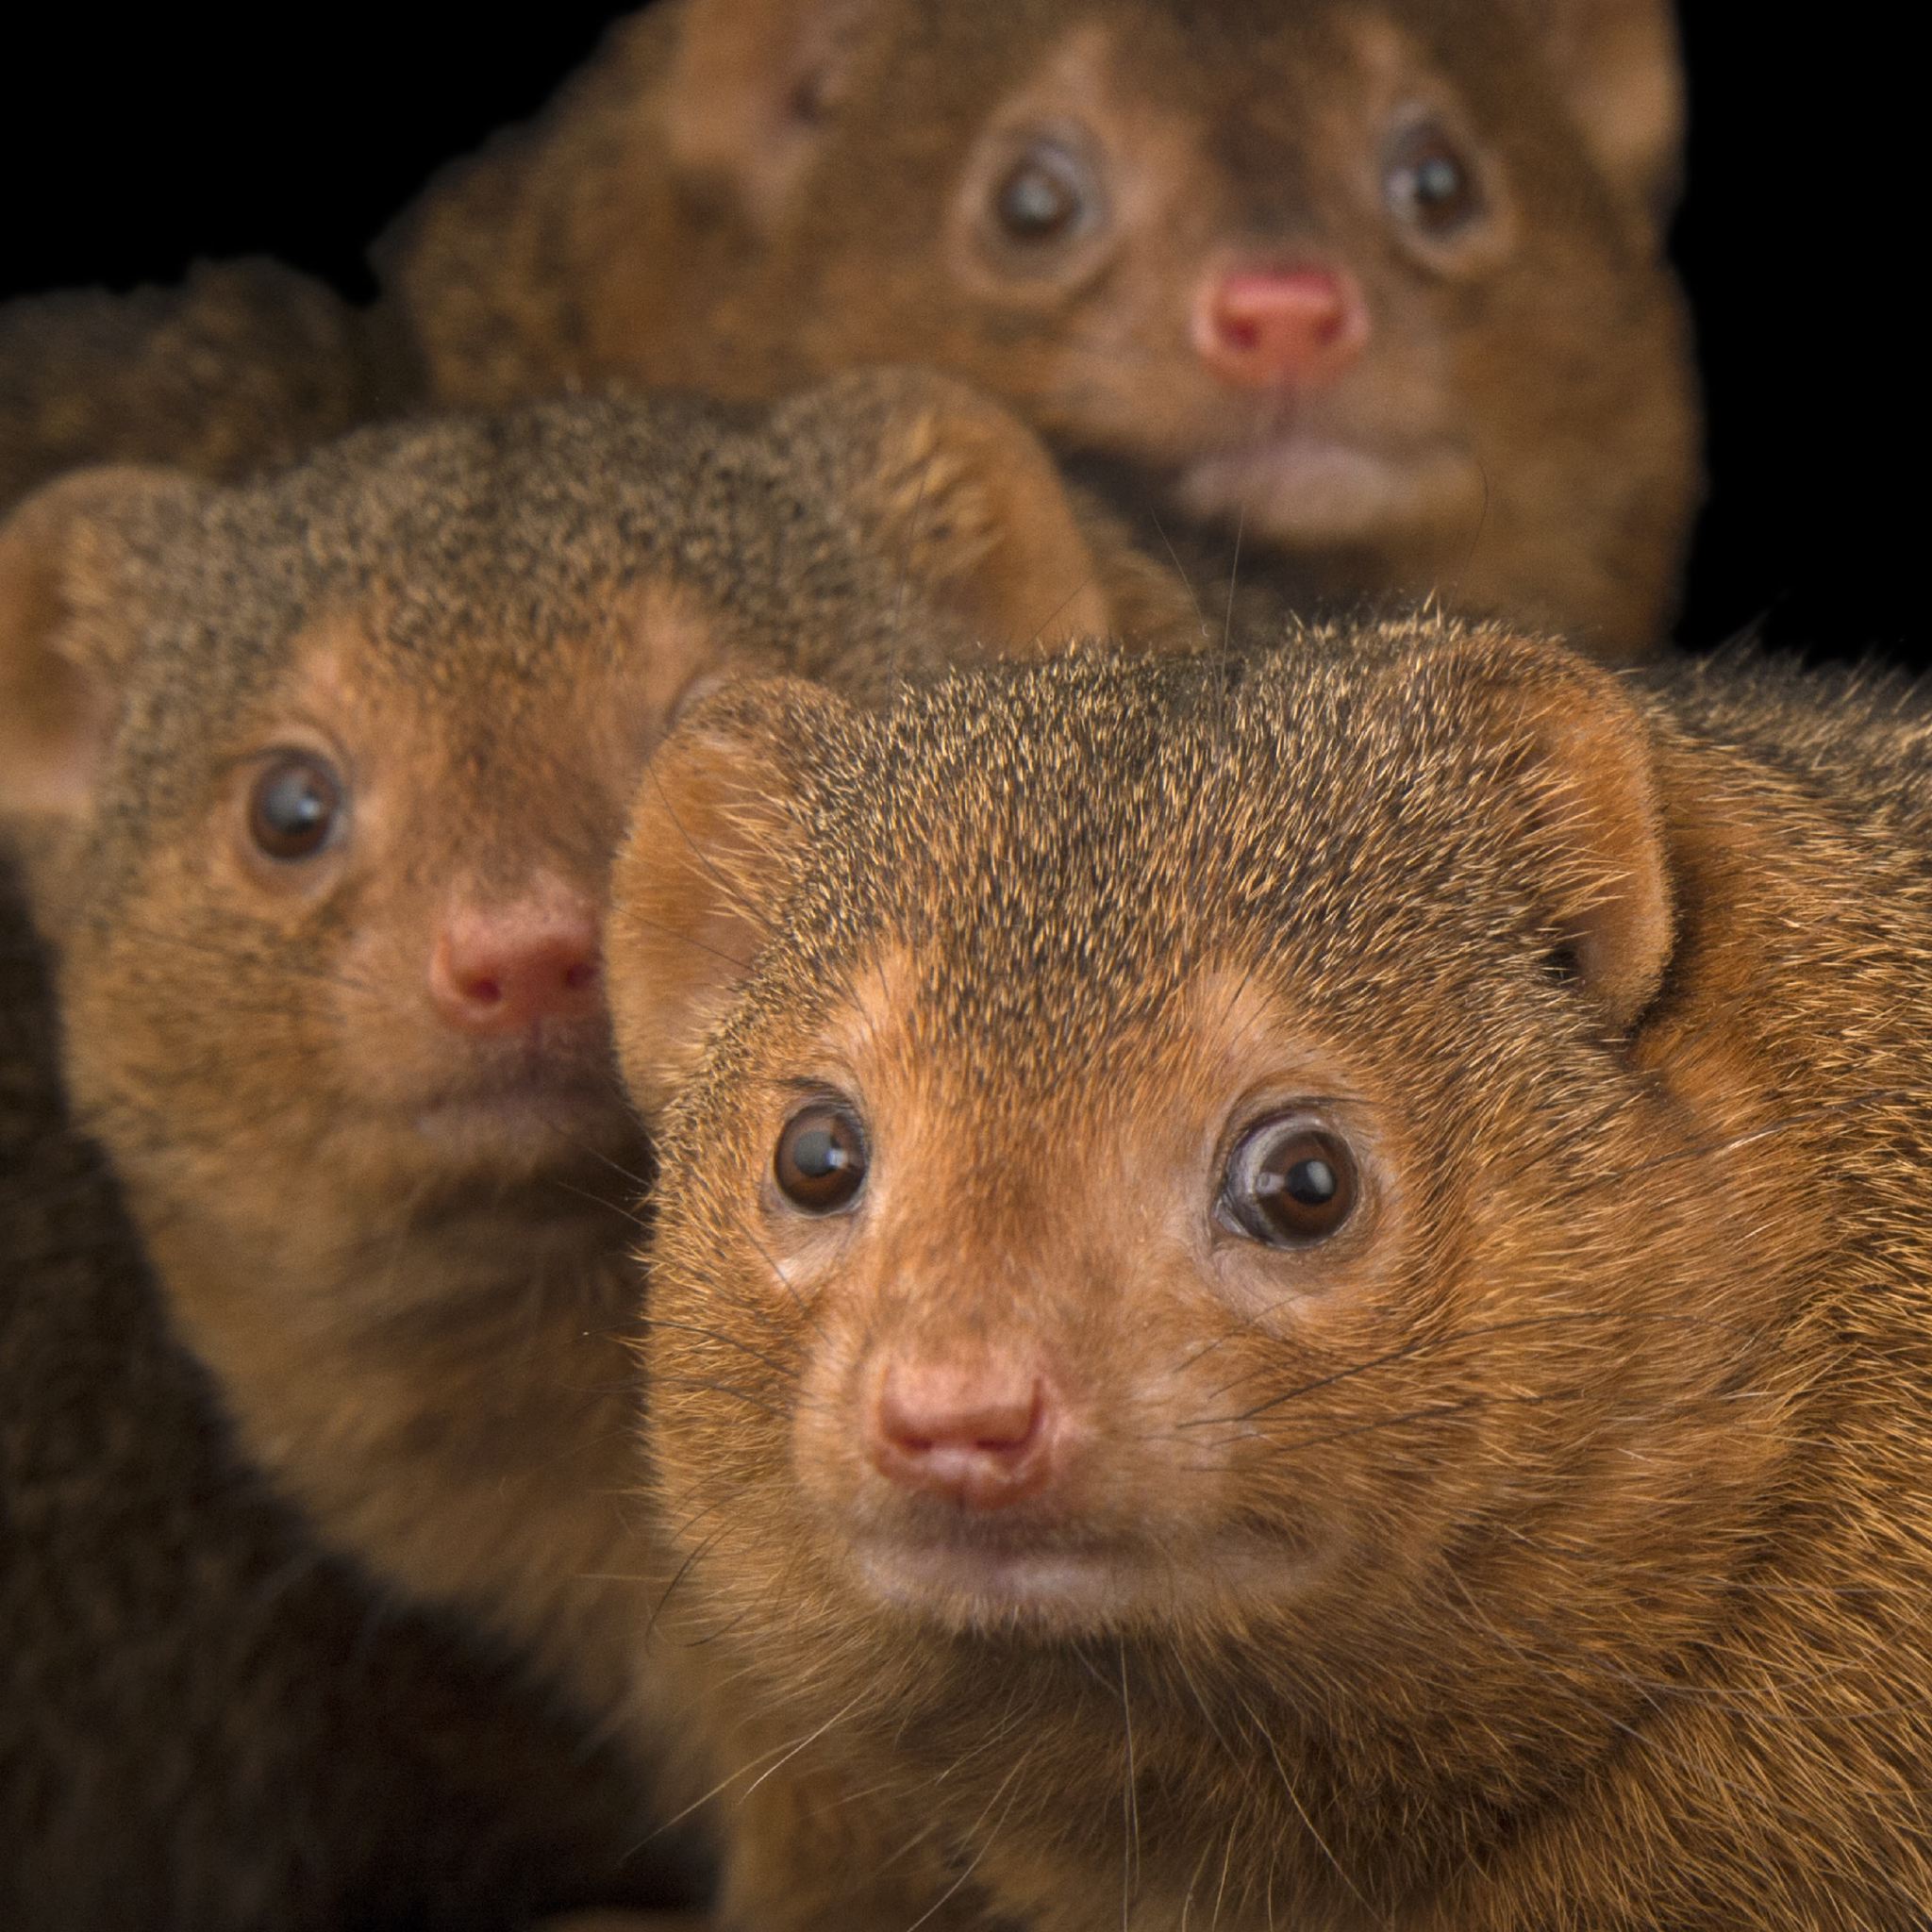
left=429, top=886, right=604, bottom=1038
left=1195, top=263, right=1368, bottom=390
left=869, top=1357, right=1058, bottom=1507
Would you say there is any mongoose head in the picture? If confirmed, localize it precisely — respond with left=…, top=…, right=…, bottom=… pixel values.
left=0, top=371, right=1119, bottom=1283
left=608, top=625, right=1849, bottom=1915
left=444, top=0, right=1696, bottom=653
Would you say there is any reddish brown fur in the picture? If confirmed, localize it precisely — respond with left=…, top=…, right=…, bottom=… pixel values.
left=610, top=628, right=1932, bottom=1929
left=388, top=0, right=1695, bottom=656
left=0, top=374, right=1142, bottom=1914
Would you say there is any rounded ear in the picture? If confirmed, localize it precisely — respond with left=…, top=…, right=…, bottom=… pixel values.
left=779, top=366, right=1114, bottom=656
left=0, top=465, right=203, bottom=826
left=659, top=0, right=886, bottom=226
left=608, top=675, right=849, bottom=1117
left=1429, top=629, right=1674, bottom=1028
left=1524, top=0, right=1686, bottom=220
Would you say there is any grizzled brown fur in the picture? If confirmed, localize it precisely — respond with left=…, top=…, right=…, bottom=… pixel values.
left=0, top=371, right=1143, bottom=1903
left=0, top=259, right=413, bottom=514
left=610, top=626, right=1932, bottom=1930
left=0, top=858, right=698, bottom=1930
left=387, top=0, right=1695, bottom=656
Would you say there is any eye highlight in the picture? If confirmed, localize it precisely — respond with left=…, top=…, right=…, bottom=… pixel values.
left=774, top=1101, right=869, bottom=1215
left=1382, top=115, right=1484, bottom=239
left=984, top=135, right=1107, bottom=258
left=1220, top=1115, right=1359, bottom=1249
left=247, top=751, right=345, bottom=862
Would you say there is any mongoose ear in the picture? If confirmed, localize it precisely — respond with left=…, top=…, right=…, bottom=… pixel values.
left=781, top=367, right=1114, bottom=655
left=1438, top=630, right=1674, bottom=1028
left=660, top=0, right=884, bottom=225
left=0, top=466, right=198, bottom=825
left=1523, top=0, right=1686, bottom=219
left=609, top=675, right=847, bottom=1117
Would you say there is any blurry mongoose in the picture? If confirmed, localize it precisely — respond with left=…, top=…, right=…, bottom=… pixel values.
left=608, top=625, right=1932, bottom=1930
left=387, top=0, right=1697, bottom=657
left=0, top=852, right=701, bottom=1930
left=0, top=369, right=1149, bottom=1905
left=0, top=258, right=414, bottom=514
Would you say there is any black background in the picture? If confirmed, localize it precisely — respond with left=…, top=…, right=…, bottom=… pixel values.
left=3, top=7, right=1916, bottom=669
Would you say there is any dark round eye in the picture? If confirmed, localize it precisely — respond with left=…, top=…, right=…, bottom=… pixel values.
left=1221, top=1117, right=1359, bottom=1249
left=774, top=1102, right=869, bottom=1215
left=991, top=140, right=1095, bottom=246
left=247, top=751, right=344, bottom=862
left=1384, top=119, right=1483, bottom=236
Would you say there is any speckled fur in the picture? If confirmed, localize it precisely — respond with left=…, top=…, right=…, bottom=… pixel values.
left=0, top=375, right=1143, bottom=1915
left=615, top=623, right=1932, bottom=1930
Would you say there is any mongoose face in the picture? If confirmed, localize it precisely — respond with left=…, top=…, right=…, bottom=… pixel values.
left=612, top=630, right=1932, bottom=1924
left=403, top=0, right=1696, bottom=651
left=772, top=0, right=1690, bottom=577
left=0, top=374, right=1109, bottom=1278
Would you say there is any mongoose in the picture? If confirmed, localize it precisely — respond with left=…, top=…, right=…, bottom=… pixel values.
left=608, top=625, right=1932, bottom=1930
left=0, top=856, right=702, bottom=1929
left=0, top=258, right=415, bottom=514
left=387, top=0, right=1696, bottom=657
left=0, top=369, right=1141, bottom=1904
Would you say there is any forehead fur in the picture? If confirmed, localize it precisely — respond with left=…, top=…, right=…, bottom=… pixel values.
left=76, top=395, right=961, bottom=868
left=708, top=620, right=1601, bottom=1116
left=109, top=394, right=932, bottom=695
left=882, top=0, right=1578, bottom=152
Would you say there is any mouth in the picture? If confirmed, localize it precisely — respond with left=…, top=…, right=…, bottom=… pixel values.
left=408, top=1058, right=637, bottom=1161
left=1175, top=427, right=1476, bottom=546
left=848, top=1521, right=1325, bottom=1637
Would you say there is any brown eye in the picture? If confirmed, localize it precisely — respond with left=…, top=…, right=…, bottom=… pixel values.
left=991, top=139, right=1098, bottom=247
left=1221, top=1117, right=1358, bottom=1248
left=247, top=751, right=344, bottom=862
left=1384, top=118, right=1483, bottom=237
left=774, top=1102, right=869, bottom=1215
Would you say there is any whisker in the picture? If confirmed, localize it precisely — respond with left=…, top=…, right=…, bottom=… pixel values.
left=1187, top=1309, right=1759, bottom=1430
left=1245, top=1385, right=1585, bottom=1458
left=1236, top=1692, right=1387, bottom=1928
left=640, top=1314, right=801, bottom=1384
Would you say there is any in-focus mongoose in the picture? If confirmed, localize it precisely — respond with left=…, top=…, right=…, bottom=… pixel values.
left=608, top=626, right=1932, bottom=1930
left=0, top=858, right=698, bottom=1930
left=388, top=0, right=1696, bottom=657
left=0, top=258, right=416, bottom=515
left=0, top=369, right=1142, bottom=1897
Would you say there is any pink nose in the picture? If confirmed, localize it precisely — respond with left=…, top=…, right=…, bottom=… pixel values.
left=867, top=1357, right=1058, bottom=1511
left=1192, top=265, right=1368, bottom=391
left=428, top=889, right=603, bottom=1037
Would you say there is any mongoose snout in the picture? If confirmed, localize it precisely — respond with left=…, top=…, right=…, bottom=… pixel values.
left=864, top=1353, right=1062, bottom=1514
left=425, top=874, right=605, bottom=1040
left=1189, top=262, right=1370, bottom=393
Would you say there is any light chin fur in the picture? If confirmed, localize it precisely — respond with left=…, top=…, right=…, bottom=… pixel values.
left=1174, top=434, right=1477, bottom=547
left=848, top=1527, right=1328, bottom=1641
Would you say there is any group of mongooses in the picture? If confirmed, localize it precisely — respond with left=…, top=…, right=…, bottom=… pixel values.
left=1, top=4, right=1925, bottom=1930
